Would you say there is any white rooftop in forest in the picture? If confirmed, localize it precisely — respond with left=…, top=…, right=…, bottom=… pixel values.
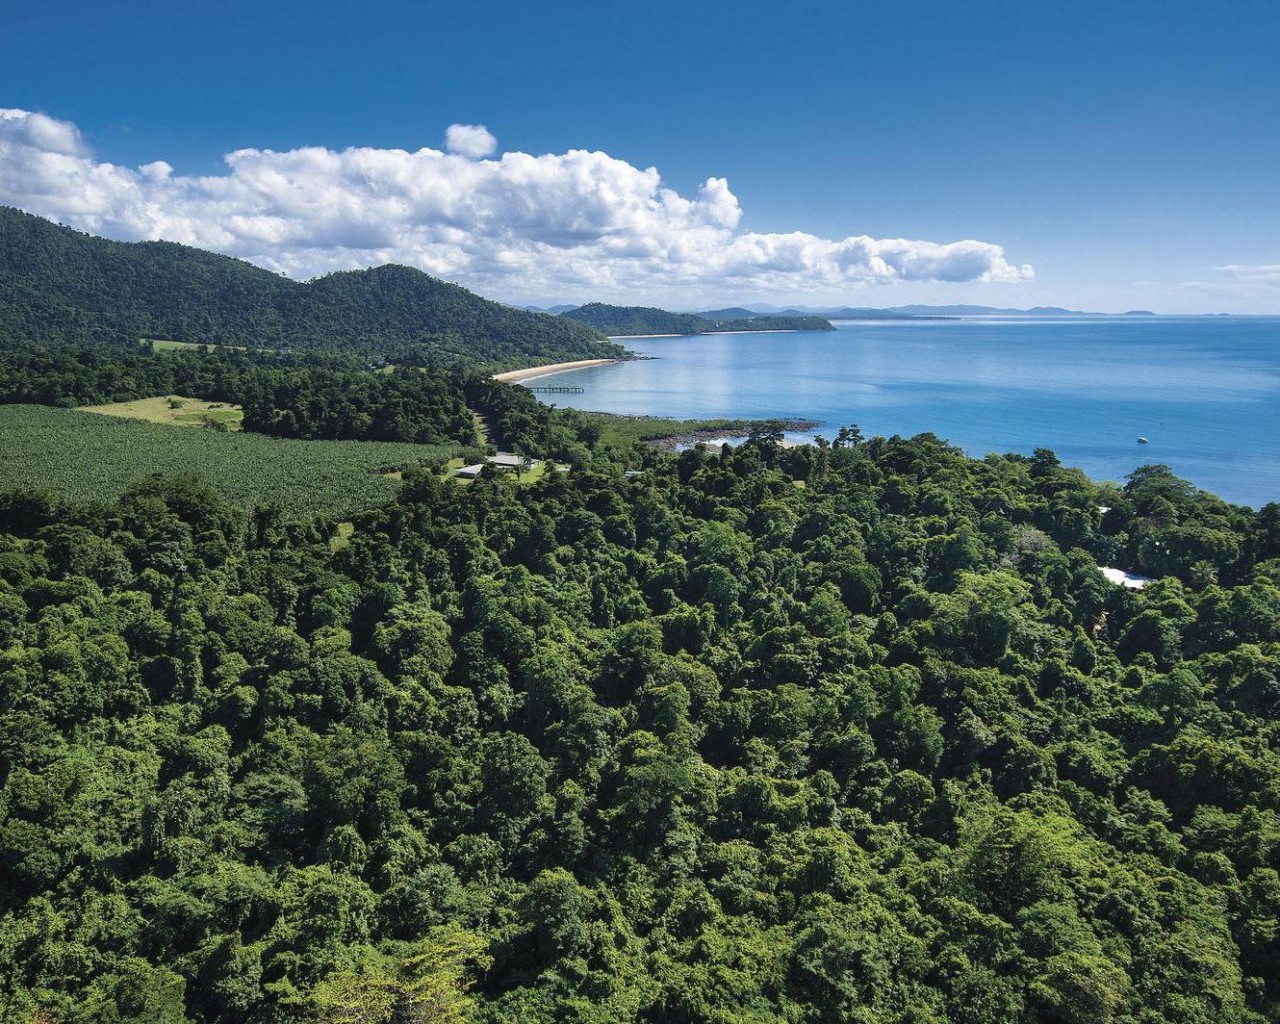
left=489, top=452, right=533, bottom=467
left=1100, top=567, right=1156, bottom=590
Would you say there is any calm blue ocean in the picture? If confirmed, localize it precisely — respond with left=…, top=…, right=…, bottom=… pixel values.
left=537, top=317, right=1280, bottom=508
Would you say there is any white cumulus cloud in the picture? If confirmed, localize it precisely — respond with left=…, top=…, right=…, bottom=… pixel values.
left=444, top=123, right=498, bottom=159
left=0, top=107, right=1033, bottom=303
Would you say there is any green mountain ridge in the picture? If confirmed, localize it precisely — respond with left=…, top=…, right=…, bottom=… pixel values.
left=0, top=207, right=615, bottom=363
left=561, top=301, right=835, bottom=335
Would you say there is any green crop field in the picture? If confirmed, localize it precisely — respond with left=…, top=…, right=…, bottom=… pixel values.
left=81, top=394, right=246, bottom=429
left=0, top=405, right=461, bottom=517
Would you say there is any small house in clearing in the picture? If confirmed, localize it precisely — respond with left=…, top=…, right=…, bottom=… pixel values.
left=455, top=452, right=542, bottom=479
left=488, top=452, right=529, bottom=469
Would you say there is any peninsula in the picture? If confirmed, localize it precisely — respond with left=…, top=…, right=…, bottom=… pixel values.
left=560, top=302, right=835, bottom=336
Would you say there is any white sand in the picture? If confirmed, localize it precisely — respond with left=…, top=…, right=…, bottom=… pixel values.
left=491, top=358, right=622, bottom=384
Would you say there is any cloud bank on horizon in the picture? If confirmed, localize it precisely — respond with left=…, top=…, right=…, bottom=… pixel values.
left=0, top=107, right=1033, bottom=303
left=1216, top=264, right=1280, bottom=286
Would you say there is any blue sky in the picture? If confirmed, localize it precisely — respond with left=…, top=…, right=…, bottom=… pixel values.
left=3, top=0, right=1278, bottom=311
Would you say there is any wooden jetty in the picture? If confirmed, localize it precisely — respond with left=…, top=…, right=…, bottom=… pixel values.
left=526, top=385, right=585, bottom=393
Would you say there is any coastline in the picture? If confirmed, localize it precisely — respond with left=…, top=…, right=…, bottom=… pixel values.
left=700, top=328, right=800, bottom=335
left=605, top=329, right=803, bottom=339
left=606, top=333, right=684, bottom=339
left=492, top=358, right=623, bottom=384
left=644, top=419, right=820, bottom=452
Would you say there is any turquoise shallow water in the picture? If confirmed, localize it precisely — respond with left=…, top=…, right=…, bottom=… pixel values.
left=536, top=317, right=1280, bottom=507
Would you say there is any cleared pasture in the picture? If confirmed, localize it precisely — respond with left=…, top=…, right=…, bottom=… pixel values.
left=146, top=339, right=250, bottom=352
left=81, top=395, right=245, bottom=430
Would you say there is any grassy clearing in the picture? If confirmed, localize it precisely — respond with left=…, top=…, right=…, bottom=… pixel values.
left=146, top=339, right=250, bottom=353
left=441, top=456, right=560, bottom=488
left=330, top=521, right=356, bottom=551
left=513, top=461, right=554, bottom=486
left=0, top=405, right=460, bottom=517
left=81, top=395, right=245, bottom=430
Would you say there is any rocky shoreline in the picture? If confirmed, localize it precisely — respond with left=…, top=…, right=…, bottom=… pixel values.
left=644, top=418, right=821, bottom=451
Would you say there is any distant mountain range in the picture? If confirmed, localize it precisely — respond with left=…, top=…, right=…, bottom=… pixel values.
left=745, top=304, right=1158, bottom=318
left=694, top=307, right=759, bottom=319
left=0, top=207, right=613, bottom=363
left=528, top=300, right=1161, bottom=320
left=558, top=303, right=835, bottom=336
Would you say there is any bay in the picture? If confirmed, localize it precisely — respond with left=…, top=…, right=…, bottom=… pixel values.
left=536, top=316, right=1280, bottom=508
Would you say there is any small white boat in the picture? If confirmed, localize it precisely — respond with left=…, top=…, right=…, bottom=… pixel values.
left=1137, top=436, right=1149, bottom=444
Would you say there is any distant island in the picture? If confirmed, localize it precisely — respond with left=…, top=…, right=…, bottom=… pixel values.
left=559, top=302, right=835, bottom=336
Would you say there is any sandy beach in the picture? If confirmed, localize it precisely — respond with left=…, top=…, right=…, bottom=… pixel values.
left=492, top=358, right=622, bottom=384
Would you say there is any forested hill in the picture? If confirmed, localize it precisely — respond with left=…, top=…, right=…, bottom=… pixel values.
left=560, top=303, right=710, bottom=335
left=562, top=301, right=835, bottom=335
left=708, top=313, right=835, bottom=332
left=0, top=207, right=615, bottom=363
